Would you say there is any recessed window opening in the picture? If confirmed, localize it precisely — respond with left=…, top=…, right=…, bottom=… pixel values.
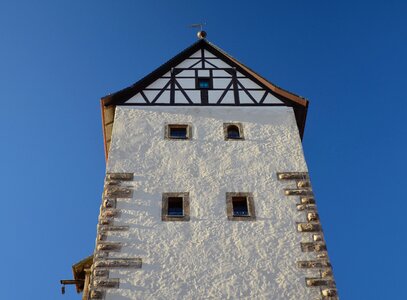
left=224, top=123, right=244, bottom=141
left=162, top=192, right=190, bottom=221
left=166, top=124, right=191, bottom=139
left=167, top=197, right=184, bottom=216
left=170, top=126, right=187, bottom=138
left=226, top=192, right=255, bottom=221
left=197, top=77, right=212, bottom=89
left=232, top=197, right=249, bottom=217
left=227, top=125, right=241, bottom=139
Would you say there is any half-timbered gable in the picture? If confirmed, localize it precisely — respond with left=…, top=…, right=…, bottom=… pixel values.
left=126, top=48, right=284, bottom=106
left=101, top=39, right=309, bottom=158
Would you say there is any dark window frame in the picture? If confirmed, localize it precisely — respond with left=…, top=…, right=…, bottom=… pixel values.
left=223, top=123, right=244, bottom=140
left=196, top=77, right=213, bottom=90
left=226, top=192, right=256, bottom=221
left=165, top=124, right=192, bottom=140
left=162, top=192, right=190, bottom=221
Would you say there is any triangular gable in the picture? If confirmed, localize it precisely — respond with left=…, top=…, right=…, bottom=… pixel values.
left=124, top=49, right=284, bottom=106
left=101, top=39, right=308, bottom=159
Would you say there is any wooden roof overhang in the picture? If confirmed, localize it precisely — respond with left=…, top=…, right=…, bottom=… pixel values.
left=71, top=255, right=93, bottom=293
left=100, top=39, right=308, bottom=160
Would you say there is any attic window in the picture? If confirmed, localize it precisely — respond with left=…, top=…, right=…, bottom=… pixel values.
left=196, top=77, right=212, bottom=89
left=165, top=124, right=191, bottom=140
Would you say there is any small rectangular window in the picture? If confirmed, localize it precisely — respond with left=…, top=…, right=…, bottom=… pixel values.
left=232, top=197, right=249, bottom=216
left=165, top=124, right=191, bottom=140
left=162, top=192, right=190, bottom=221
left=170, top=127, right=187, bottom=138
left=226, top=192, right=256, bottom=221
left=167, top=197, right=183, bottom=216
left=196, top=77, right=212, bottom=89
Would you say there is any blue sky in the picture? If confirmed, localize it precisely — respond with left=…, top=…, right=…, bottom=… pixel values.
left=1, top=1, right=406, bottom=299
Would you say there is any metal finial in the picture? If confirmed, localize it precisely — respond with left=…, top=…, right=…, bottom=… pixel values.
left=189, top=23, right=207, bottom=39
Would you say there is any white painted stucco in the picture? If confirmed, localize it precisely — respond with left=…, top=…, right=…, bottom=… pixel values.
left=102, top=106, right=320, bottom=300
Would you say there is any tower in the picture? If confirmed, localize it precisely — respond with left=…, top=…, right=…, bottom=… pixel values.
left=65, top=36, right=338, bottom=299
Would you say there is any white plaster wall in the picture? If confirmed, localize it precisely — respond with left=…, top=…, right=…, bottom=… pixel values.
left=104, top=106, right=319, bottom=300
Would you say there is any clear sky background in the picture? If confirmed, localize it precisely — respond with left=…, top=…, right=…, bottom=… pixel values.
left=0, top=1, right=406, bottom=299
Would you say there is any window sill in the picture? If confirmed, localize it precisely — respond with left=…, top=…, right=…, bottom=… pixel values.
left=162, top=215, right=190, bottom=222
left=228, top=216, right=256, bottom=221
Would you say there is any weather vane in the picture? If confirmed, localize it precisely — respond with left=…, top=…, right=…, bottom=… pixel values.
left=189, top=23, right=207, bottom=39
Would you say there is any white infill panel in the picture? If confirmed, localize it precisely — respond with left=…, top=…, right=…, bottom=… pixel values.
left=185, top=90, right=200, bottom=103
left=237, top=78, right=262, bottom=89
left=250, top=91, right=268, bottom=103
left=154, top=91, right=170, bottom=103
left=212, top=70, right=232, bottom=77
left=213, top=78, right=232, bottom=89
left=176, top=78, right=195, bottom=89
left=206, top=59, right=231, bottom=69
left=178, top=70, right=195, bottom=76
left=126, top=93, right=146, bottom=104
left=145, top=78, right=170, bottom=89
left=189, top=50, right=202, bottom=58
left=208, top=91, right=224, bottom=104
left=263, top=93, right=284, bottom=104
left=175, top=59, right=201, bottom=69
left=198, top=70, right=210, bottom=77
left=220, top=91, right=235, bottom=104
left=203, top=49, right=216, bottom=58
left=174, top=91, right=190, bottom=104
left=143, top=90, right=161, bottom=102
left=239, top=91, right=256, bottom=104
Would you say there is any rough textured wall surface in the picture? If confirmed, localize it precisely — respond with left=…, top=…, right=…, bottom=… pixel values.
left=103, top=106, right=319, bottom=300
